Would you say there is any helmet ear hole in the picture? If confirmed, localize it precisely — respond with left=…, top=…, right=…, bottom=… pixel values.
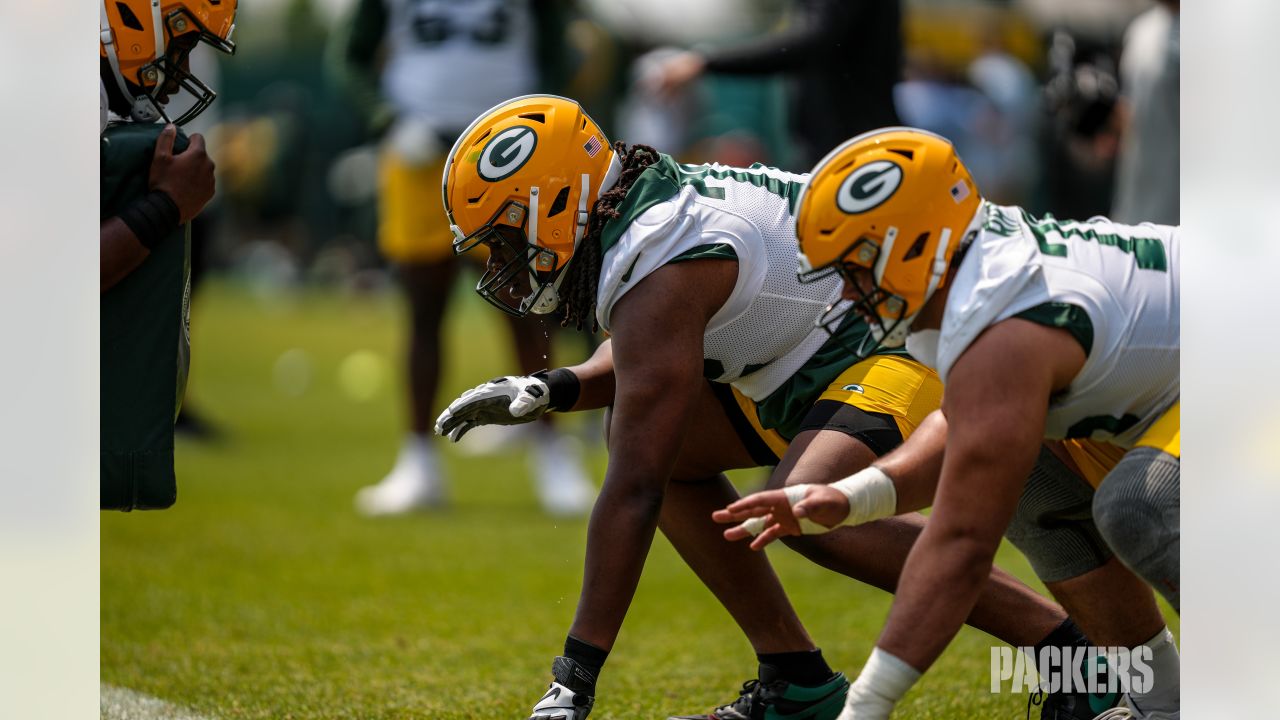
left=546, top=186, right=571, bottom=218
left=116, top=2, right=144, bottom=30
left=902, top=232, right=929, bottom=261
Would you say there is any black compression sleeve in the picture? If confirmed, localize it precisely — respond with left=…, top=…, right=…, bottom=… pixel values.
left=535, top=368, right=581, bottom=412
left=116, top=190, right=180, bottom=251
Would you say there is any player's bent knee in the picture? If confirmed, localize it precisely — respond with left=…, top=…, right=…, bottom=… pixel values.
left=1092, top=447, right=1181, bottom=610
left=1005, top=447, right=1113, bottom=583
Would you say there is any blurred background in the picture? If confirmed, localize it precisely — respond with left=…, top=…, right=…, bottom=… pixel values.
left=100, top=0, right=1182, bottom=717
left=177, top=0, right=1171, bottom=298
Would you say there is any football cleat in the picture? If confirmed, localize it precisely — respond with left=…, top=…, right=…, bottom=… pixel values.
left=528, top=656, right=596, bottom=720
left=1027, top=685, right=1125, bottom=720
left=1119, top=694, right=1179, bottom=720
left=1089, top=709, right=1134, bottom=720
left=668, top=664, right=849, bottom=720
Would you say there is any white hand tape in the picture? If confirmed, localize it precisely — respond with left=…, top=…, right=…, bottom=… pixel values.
left=740, top=516, right=767, bottom=537
left=828, top=466, right=897, bottom=528
left=784, top=484, right=832, bottom=534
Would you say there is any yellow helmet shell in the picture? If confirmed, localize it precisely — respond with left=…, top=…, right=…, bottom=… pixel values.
left=443, top=95, right=619, bottom=275
left=796, top=127, right=982, bottom=328
left=99, top=0, right=237, bottom=124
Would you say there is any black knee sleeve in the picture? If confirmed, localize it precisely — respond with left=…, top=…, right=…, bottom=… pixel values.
left=1005, top=446, right=1113, bottom=583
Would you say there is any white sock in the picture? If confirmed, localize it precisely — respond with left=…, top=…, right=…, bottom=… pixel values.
left=1124, top=627, right=1179, bottom=716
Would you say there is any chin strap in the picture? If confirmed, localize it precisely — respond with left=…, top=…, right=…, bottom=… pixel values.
left=526, top=152, right=624, bottom=316
left=526, top=173, right=588, bottom=315
left=100, top=0, right=167, bottom=122
left=922, top=201, right=988, bottom=307
left=922, top=227, right=952, bottom=302
left=522, top=186, right=552, bottom=314
left=150, top=0, right=166, bottom=82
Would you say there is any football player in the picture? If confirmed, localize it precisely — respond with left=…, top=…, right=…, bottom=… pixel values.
left=334, top=0, right=595, bottom=517
left=100, top=0, right=233, bottom=290
left=718, top=128, right=1179, bottom=719
left=100, top=0, right=236, bottom=510
left=437, top=96, right=1113, bottom=720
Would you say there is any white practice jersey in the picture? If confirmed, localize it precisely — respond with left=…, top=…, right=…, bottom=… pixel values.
left=382, top=0, right=536, bottom=130
left=936, top=203, right=1179, bottom=448
left=595, top=155, right=849, bottom=401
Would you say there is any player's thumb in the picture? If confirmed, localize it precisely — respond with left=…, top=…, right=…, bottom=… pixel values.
left=509, top=393, right=536, bottom=417
left=154, top=123, right=177, bottom=157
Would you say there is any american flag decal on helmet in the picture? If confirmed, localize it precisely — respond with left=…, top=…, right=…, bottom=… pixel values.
left=583, top=135, right=603, bottom=157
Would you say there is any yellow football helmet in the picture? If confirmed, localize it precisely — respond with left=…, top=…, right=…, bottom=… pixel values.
left=99, top=0, right=237, bottom=125
left=443, top=95, right=622, bottom=316
left=795, top=127, right=982, bottom=352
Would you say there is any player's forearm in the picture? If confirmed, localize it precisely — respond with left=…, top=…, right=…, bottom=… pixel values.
left=878, top=432, right=1030, bottom=670
left=874, top=410, right=947, bottom=514
left=561, top=339, right=616, bottom=412
left=100, top=217, right=150, bottom=292
left=876, top=522, right=997, bottom=672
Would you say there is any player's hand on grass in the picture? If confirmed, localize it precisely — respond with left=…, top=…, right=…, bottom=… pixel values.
left=149, top=124, right=216, bottom=223
left=712, top=483, right=852, bottom=551
left=434, top=375, right=551, bottom=442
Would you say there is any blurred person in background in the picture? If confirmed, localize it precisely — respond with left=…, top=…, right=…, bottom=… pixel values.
left=966, top=24, right=1043, bottom=207
left=332, top=0, right=595, bottom=517
left=1041, top=31, right=1123, bottom=220
left=1111, top=0, right=1179, bottom=226
left=100, top=0, right=238, bottom=510
left=645, top=0, right=902, bottom=169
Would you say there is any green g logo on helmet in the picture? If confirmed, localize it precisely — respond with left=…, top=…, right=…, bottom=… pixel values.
left=477, top=125, right=538, bottom=182
left=837, top=160, right=903, bottom=214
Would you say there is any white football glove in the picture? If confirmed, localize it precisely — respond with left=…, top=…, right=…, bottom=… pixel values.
left=434, top=375, right=551, bottom=442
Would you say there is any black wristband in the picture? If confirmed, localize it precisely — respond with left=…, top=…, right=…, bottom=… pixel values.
left=534, top=368, right=581, bottom=412
left=117, top=190, right=180, bottom=250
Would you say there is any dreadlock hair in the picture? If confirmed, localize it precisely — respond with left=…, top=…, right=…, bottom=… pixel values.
left=557, top=141, right=661, bottom=333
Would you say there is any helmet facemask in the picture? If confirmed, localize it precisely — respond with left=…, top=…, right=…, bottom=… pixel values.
left=144, top=21, right=230, bottom=125
left=100, top=2, right=235, bottom=126
left=803, top=235, right=916, bottom=360
left=452, top=198, right=569, bottom=317
left=443, top=95, right=626, bottom=321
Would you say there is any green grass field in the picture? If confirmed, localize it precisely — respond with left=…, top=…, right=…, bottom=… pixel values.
left=102, top=279, right=1176, bottom=719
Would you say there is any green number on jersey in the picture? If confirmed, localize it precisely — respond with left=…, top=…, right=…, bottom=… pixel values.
left=676, top=162, right=807, bottom=214
left=1018, top=209, right=1168, bottom=271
